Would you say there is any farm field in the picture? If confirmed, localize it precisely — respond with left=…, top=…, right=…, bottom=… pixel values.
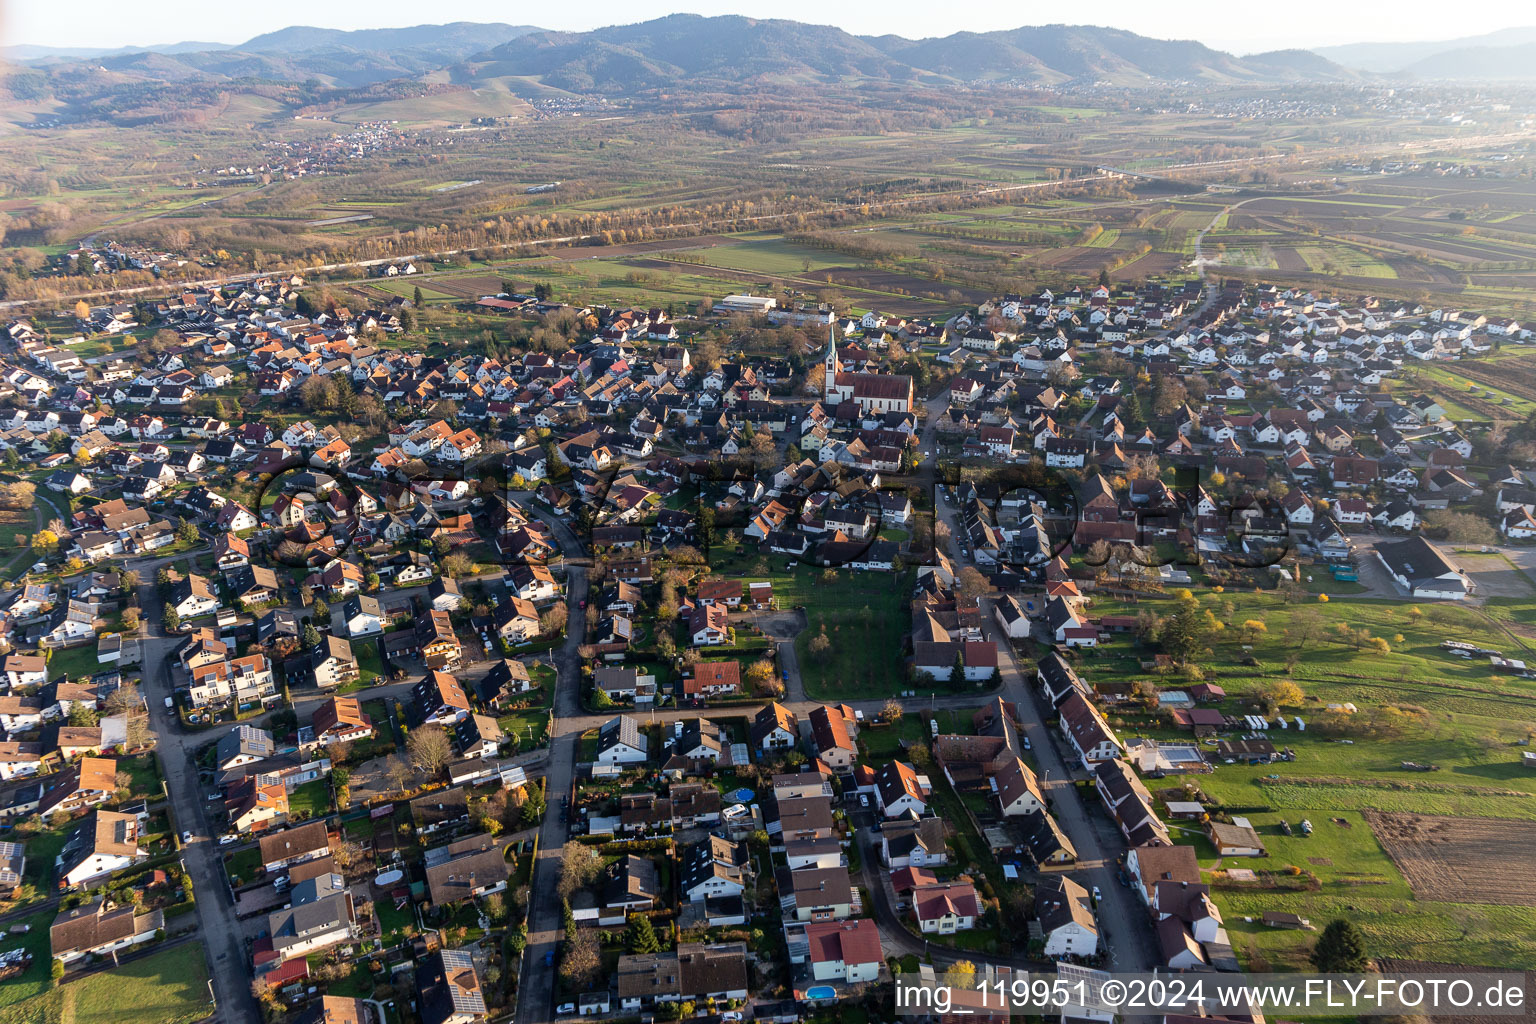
left=1367, top=812, right=1536, bottom=906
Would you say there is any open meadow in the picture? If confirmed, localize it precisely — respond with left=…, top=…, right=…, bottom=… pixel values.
left=0, top=943, right=211, bottom=1024
left=1066, top=586, right=1536, bottom=967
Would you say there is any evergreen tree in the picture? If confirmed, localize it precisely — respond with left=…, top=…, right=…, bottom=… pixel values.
left=1117, top=391, right=1144, bottom=432
left=1310, top=918, right=1370, bottom=973
left=626, top=913, right=661, bottom=954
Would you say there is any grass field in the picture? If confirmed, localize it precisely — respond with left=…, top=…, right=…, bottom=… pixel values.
left=1069, top=586, right=1536, bottom=967
left=705, top=558, right=915, bottom=699
left=0, top=942, right=211, bottom=1024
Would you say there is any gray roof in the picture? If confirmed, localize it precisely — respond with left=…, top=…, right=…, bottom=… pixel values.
left=216, top=724, right=274, bottom=766
left=599, top=715, right=646, bottom=754
left=267, top=891, right=353, bottom=952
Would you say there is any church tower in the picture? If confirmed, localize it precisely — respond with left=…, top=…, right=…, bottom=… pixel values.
left=824, top=322, right=840, bottom=380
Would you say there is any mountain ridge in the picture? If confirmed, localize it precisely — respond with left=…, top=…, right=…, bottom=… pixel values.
left=1309, top=26, right=1536, bottom=73
left=471, top=15, right=1359, bottom=91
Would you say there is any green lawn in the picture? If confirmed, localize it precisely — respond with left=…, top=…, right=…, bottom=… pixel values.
left=860, top=710, right=972, bottom=762
left=356, top=641, right=384, bottom=684
left=119, top=752, right=164, bottom=802
left=288, top=778, right=333, bottom=819
left=0, top=941, right=211, bottom=1024
left=46, top=643, right=100, bottom=682
left=0, top=906, right=64, bottom=1009
left=223, top=844, right=262, bottom=884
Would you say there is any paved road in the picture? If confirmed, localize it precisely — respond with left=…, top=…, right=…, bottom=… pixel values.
left=133, top=573, right=257, bottom=1024
left=929, top=404, right=1158, bottom=972
left=514, top=503, right=589, bottom=1024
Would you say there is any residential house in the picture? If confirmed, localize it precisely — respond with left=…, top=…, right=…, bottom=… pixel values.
left=801, top=919, right=883, bottom=984
left=310, top=696, right=374, bottom=747
left=413, top=670, right=471, bottom=728
left=1036, top=876, right=1098, bottom=957
left=597, top=715, right=649, bottom=766
left=751, top=702, right=798, bottom=753
left=913, top=882, right=980, bottom=935
left=415, top=948, right=488, bottom=1024
left=50, top=896, right=163, bottom=965
left=56, top=810, right=145, bottom=888
left=259, top=821, right=331, bottom=872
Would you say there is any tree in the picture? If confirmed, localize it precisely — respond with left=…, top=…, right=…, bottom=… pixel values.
left=558, top=842, right=604, bottom=899
left=413, top=286, right=425, bottom=308
left=949, top=651, right=966, bottom=689
left=520, top=785, right=546, bottom=825
left=161, top=606, right=181, bottom=633
left=387, top=758, right=414, bottom=795
left=175, top=519, right=199, bottom=545
left=626, top=913, right=661, bottom=954
left=406, top=726, right=452, bottom=777
left=882, top=698, right=904, bottom=724
left=540, top=603, right=568, bottom=637
left=955, top=566, right=993, bottom=606
left=30, top=529, right=57, bottom=557
left=1425, top=509, right=1496, bottom=546
left=121, top=607, right=141, bottom=631
left=0, top=481, right=38, bottom=512
left=1310, top=918, right=1371, bottom=973
left=104, top=682, right=141, bottom=718
left=1152, top=375, right=1189, bottom=417
left=561, top=929, right=601, bottom=990
left=951, top=960, right=977, bottom=979
left=301, top=623, right=322, bottom=650
left=1116, top=391, right=1145, bottom=431
left=1158, top=596, right=1210, bottom=663
left=68, top=704, right=99, bottom=727
left=744, top=659, right=776, bottom=694
left=1258, top=679, right=1305, bottom=714
left=807, top=629, right=832, bottom=662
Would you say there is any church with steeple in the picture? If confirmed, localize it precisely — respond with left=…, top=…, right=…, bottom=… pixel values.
left=822, top=324, right=913, bottom=414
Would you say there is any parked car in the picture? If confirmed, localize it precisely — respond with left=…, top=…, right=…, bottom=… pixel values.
left=556, top=1004, right=576, bottom=1016
left=180, top=830, right=194, bottom=844
left=219, top=834, right=239, bottom=845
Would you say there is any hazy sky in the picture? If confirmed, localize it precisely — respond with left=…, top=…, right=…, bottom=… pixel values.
left=2, top=0, right=1532, bottom=55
